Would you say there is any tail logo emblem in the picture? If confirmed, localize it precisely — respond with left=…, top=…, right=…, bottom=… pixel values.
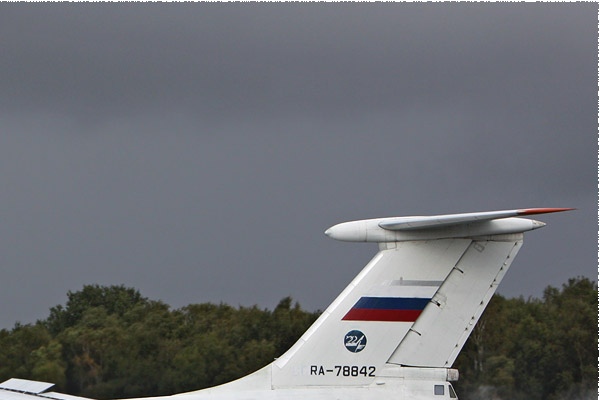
left=344, top=330, right=367, bottom=353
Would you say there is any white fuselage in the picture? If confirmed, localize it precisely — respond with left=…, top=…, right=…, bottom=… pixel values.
left=147, top=365, right=458, bottom=400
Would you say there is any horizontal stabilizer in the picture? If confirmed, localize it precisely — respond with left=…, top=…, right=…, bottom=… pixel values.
left=325, top=208, right=573, bottom=242
left=378, top=208, right=574, bottom=231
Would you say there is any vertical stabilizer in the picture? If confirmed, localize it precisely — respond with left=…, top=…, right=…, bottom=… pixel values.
left=270, top=208, right=570, bottom=388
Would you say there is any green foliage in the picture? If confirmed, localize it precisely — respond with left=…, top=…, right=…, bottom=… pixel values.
left=46, top=285, right=148, bottom=335
left=0, top=322, right=59, bottom=382
left=0, top=278, right=596, bottom=400
left=455, top=277, right=598, bottom=400
left=0, top=285, right=319, bottom=399
left=29, top=341, right=67, bottom=388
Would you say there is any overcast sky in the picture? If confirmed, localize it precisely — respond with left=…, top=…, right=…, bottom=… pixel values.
left=0, top=3, right=597, bottom=329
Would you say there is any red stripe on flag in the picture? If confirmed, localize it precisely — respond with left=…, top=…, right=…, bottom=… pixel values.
left=342, top=308, right=422, bottom=322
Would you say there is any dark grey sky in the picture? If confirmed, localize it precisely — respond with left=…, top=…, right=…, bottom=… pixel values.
left=0, top=4, right=597, bottom=329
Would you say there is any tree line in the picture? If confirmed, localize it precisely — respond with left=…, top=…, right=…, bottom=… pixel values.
left=454, top=277, right=598, bottom=400
left=0, top=277, right=596, bottom=400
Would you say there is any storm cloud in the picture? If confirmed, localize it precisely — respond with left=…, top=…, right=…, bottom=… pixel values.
left=0, top=3, right=596, bottom=328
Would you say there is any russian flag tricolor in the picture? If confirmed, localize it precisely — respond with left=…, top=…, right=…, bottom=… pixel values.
left=342, top=296, right=430, bottom=322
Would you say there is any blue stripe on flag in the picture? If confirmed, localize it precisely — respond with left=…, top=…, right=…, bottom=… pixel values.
left=353, top=296, right=430, bottom=310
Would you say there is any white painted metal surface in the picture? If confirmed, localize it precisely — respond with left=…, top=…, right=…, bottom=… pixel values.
left=0, top=379, right=54, bottom=394
left=324, top=208, right=571, bottom=242
left=0, top=389, right=45, bottom=400
left=388, top=237, right=523, bottom=366
left=271, top=238, right=470, bottom=388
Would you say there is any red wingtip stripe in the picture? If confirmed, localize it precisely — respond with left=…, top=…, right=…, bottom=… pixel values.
left=517, top=208, right=575, bottom=216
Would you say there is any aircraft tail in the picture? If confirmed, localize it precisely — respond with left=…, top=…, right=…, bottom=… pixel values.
left=270, top=208, right=572, bottom=388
